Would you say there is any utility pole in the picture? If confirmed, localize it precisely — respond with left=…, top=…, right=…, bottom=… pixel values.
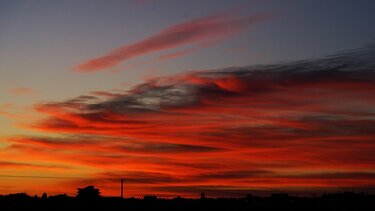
left=121, top=178, right=124, bottom=198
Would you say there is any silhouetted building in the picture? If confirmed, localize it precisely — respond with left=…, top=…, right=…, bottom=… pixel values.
left=76, top=185, right=101, bottom=201
left=143, top=195, right=157, bottom=201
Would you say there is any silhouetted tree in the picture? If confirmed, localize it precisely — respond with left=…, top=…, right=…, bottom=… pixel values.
left=76, top=186, right=101, bottom=201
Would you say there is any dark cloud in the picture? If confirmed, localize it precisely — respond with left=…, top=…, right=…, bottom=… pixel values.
left=96, top=171, right=179, bottom=184
left=87, top=84, right=198, bottom=113
left=0, top=161, right=70, bottom=170
left=70, top=45, right=375, bottom=115
left=0, top=161, right=37, bottom=168
left=194, top=170, right=275, bottom=180
left=163, top=162, right=226, bottom=170
left=90, top=91, right=124, bottom=98
left=285, top=172, right=375, bottom=180
left=118, top=142, right=223, bottom=153
left=9, top=135, right=222, bottom=155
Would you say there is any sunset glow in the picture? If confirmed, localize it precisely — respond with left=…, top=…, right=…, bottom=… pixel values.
left=1, top=0, right=375, bottom=197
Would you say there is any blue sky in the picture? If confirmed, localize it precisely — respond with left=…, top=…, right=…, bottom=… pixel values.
left=1, top=0, right=374, bottom=101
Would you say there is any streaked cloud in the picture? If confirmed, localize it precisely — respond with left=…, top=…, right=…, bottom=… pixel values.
left=0, top=160, right=71, bottom=170
left=158, top=47, right=198, bottom=61
left=76, top=10, right=273, bottom=72
left=4, top=45, right=375, bottom=196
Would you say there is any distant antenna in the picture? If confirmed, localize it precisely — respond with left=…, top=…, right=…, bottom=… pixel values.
left=121, top=179, right=124, bottom=198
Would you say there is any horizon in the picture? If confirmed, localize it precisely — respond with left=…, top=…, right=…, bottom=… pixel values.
left=1, top=0, right=375, bottom=198
left=1, top=183, right=373, bottom=199
left=2, top=188, right=374, bottom=211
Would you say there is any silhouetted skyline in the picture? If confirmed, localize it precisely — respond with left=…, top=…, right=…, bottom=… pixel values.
left=1, top=186, right=374, bottom=210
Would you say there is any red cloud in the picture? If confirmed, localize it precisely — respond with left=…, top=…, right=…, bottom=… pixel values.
left=3, top=46, right=375, bottom=197
left=158, top=48, right=197, bottom=61
left=76, top=10, right=273, bottom=72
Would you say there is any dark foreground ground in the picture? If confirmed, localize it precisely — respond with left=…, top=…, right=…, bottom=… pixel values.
left=1, top=192, right=374, bottom=210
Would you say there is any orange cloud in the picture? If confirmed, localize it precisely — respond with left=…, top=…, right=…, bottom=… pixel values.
left=76, top=10, right=273, bottom=72
left=3, top=46, right=375, bottom=197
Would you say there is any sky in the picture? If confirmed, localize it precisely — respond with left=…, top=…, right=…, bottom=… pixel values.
left=0, top=0, right=375, bottom=197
